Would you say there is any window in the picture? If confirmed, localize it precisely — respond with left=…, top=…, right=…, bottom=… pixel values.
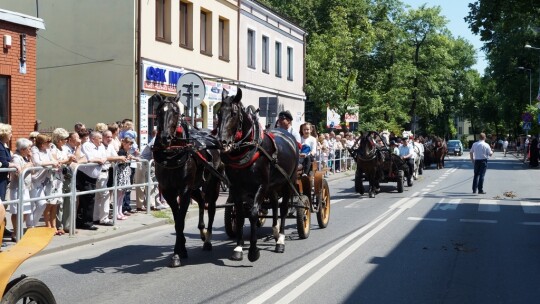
left=0, top=77, right=8, bottom=123
left=200, top=10, right=212, bottom=55
left=287, top=46, right=293, bottom=80
left=156, top=0, right=171, bottom=42
left=275, top=42, right=282, bottom=77
left=247, top=29, right=256, bottom=68
left=179, top=1, right=193, bottom=49
left=262, top=36, right=269, bottom=73
left=218, top=18, right=230, bottom=61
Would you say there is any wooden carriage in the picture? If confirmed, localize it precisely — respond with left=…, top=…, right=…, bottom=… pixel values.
left=224, top=161, right=331, bottom=240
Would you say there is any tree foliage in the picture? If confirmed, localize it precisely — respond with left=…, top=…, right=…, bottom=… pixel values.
left=261, top=0, right=482, bottom=137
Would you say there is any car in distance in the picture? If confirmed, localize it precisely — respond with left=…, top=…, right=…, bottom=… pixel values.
left=447, top=140, right=464, bottom=156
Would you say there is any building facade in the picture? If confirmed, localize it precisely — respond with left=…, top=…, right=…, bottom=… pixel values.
left=238, top=0, right=306, bottom=129
left=0, top=0, right=305, bottom=147
left=0, top=8, right=44, bottom=145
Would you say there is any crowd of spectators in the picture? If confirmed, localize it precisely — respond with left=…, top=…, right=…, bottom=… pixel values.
left=1, top=120, right=167, bottom=248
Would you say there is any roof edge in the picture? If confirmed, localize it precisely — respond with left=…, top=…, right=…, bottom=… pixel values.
left=0, top=8, right=45, bottom=30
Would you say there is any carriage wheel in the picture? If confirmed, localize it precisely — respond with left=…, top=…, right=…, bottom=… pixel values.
left=1, top=276, right=56, bottom=304
left=296, top=199, right=311, bottom=239
left=316, top=179, right=331, bottom=229
left=396, top=170, right=404, bottom=193
left=224, top=206, right=237, bottom=239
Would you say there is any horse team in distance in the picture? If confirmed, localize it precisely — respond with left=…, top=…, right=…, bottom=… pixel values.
left=350, top=131, right=449, bottom=197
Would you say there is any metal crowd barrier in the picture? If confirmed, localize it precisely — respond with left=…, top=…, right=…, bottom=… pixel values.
left=2, top=159, right=158, bottom=240
left=315, top=149, right=356, bottom=173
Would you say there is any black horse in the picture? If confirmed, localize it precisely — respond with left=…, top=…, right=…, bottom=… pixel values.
left=151, top=93, right=224, bottom=267
left=215, top=88, right=299, bottom=262
left=353, top=132, right=384, bottom=198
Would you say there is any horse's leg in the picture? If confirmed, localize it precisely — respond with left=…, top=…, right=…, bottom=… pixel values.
left=161, top=187, right=184, bottom=268
left=271, top=194, right=279, bottom=241
left=175, top=190, right=191, bottom=259
left=230, top=188, right=245, bottom=261
left=369, top=176, right=375, bottom=198
left=201, top=176, right=220, bottom=251
left=247, top=185, right=266, bottom=262
left=191, top=189, right=206, bottom=242
left=275, top=189, right=289, bottom=253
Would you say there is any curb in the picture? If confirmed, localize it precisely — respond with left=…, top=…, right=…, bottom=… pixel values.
left=36, top=171, right=354, bottom=256
left=39, top=218, right=171, bottom=256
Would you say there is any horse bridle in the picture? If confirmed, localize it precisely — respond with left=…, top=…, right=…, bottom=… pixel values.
left=218, top=101, right=257, bottom=150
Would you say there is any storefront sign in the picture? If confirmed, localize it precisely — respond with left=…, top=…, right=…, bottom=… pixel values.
left=142, top=61, right=185, bottom=93
left=204, top=79, right=237, bottom=103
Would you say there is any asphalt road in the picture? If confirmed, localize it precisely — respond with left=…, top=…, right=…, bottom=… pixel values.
left=11, top=151, right=540, bottom=304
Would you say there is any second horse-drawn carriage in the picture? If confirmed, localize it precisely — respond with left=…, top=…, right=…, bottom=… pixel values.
left=350, top=131, right=409, bottom=197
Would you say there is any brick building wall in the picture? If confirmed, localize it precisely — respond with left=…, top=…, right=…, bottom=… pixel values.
left=0, top=20, right=37, bottom=149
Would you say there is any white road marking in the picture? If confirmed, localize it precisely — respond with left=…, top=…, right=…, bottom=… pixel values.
left=273, top=199, right=419, bottom=304
left=330, top=199, right=345, bottom=205
left=521, top=201, right=540, bottom=214
left=426, top=185, right=435, bottom=188
left=248, top=194, right=419, bottom=304
left=421, top=188, right=431, bottom=192
left=407, top=217, right=447, bottom=222
left=460, top=219, right=497, bottom=224
left=478, top=199, right=500, bottom=212
left=433, top=198, right=460, bottom=211
left=521, top=222, right=540, bottom=226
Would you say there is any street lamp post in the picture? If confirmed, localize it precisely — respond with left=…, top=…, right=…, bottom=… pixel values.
left=525, top=44, right=540, bottom=104
left=518, top=66, right=532, bottom=105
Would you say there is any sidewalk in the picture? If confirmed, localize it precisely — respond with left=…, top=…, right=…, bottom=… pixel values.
left=2, top=170, right=352, bottom=256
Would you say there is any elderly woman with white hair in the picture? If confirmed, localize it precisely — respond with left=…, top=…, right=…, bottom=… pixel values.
left=50, top=128, right=76, bottom=235
left=8, top=138, right=34, bottom=241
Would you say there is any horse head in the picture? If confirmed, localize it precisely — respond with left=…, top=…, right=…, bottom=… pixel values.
left=216, top=88, right=248, bottom=152
left=153, top=93, right=183, bottom=147
left=358, top=131, right=378, bottom=159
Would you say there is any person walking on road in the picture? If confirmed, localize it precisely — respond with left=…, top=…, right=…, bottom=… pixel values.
left=502, top=138, right=509, bottom=157
left=470, top=132, right=493, bottom=194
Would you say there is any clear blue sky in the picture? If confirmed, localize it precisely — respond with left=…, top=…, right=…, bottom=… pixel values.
left=402, top=0, right=487, bottom=75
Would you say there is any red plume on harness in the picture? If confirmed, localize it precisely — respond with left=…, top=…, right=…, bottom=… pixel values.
left=176, top=125, right=184, bottom=136
left=235, top=131, right=243, bottom=141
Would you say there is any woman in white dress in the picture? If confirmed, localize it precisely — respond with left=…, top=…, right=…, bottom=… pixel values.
left=115, top=137, right=137, bottom=220
left=8, top=138, right=34, bottom=240
left=30, top=134, right=59, bottom=229
left=50, top=128, right=76, bottom=235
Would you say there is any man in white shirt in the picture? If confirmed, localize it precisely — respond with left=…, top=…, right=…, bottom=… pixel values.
left=93, top=130, right=126, bottom=225
left=276, top=111, right=301, bottom=143
left=470, top=132, right=493, bottom=194
left=76, top=131, right=107, bottom=230
left=398, top=137, right=414, bottom=186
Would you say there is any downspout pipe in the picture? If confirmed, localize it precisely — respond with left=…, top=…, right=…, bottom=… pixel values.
left=237, top=0, right=241, bottom=82
left=136, top=0, right=142, bottom=145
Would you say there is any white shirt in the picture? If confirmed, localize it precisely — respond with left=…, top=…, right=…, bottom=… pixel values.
left=470, top=140, right=492, bottom=160
left=101, top=144, right=118, bottom=170
left=301, top=136, right=318, bottom=156
left=288, top=126, right=301, bottom=143
left=80, top=142, right=107, bottom=178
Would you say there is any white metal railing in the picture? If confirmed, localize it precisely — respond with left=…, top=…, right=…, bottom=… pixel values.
left=2, top=159, right=158, bottom=240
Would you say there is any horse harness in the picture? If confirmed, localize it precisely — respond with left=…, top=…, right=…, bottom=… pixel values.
left=152, top=99, right=225, bottom=182
left=220, top=110, right=302, bottom=197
